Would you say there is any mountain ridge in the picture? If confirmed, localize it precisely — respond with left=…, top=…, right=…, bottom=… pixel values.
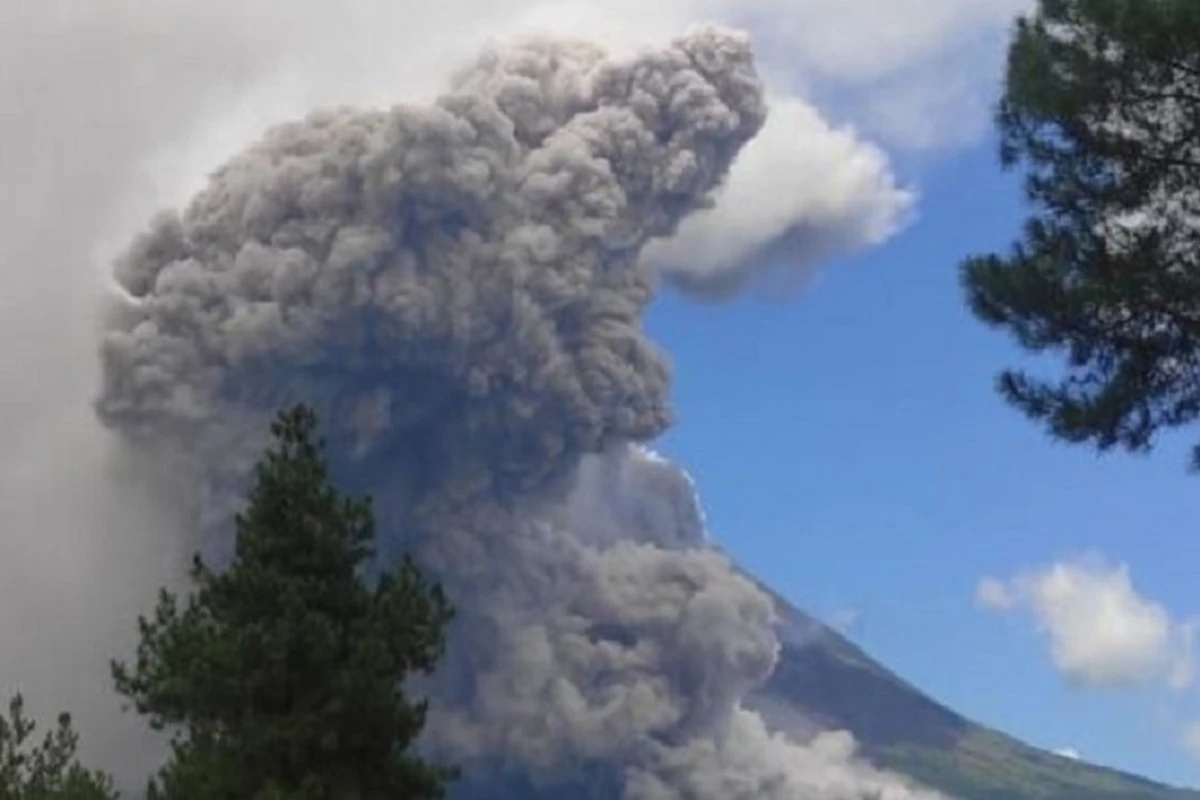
left=747, top=580, right=1200, bottom=800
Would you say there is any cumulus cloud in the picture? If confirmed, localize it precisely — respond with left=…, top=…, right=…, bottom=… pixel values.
left=825, top=607, right=863, bottom=634
left=974, top=576, right=1015, bottom=611
left=645, top=95, right=914, bottom=297
left=977, top=555, right=1196, bottom=692
left=738, top=0, right=1032, bottom=149
left=1180, top=722, right=1200, bottom=763
left=741, top=0, right=1028, bottom=82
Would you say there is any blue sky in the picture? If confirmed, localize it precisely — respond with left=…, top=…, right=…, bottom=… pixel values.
left=648, top=129, right=1200, bottom=786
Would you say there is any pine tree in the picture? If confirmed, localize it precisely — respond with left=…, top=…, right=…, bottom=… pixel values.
left=0, top=693, right=117, bottom=800
left=961, top=0, right=1200, bottom=466
left=112, top=405, right=456, bottom=799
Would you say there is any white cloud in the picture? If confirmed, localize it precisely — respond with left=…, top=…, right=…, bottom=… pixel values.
left=1180, top=722, right=1200, bottom=762
left=826, top=607, right=863, bottom=633
left=741, top=0, right=1029, bottom=83
left=977, top=555, right=1196, bottom=691
left=975, top=576, right=1016, bottom=611
left=738, top=0, right=1033, bottom=148
left=858, top=53, right=998, bottom=150
left=1054, top=747, right=1081, bottom=760
left=1181, top=721, right=1200, bottom=764
left=646, top=95, right=915, bottom=296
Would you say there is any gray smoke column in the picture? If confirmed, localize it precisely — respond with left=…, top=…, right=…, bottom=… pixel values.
left=99, top=25, right=759, bottom=521
left=97, top=26, right=939, bottom=799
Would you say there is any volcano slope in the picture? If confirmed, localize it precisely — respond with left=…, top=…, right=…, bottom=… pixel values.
left=748, top=583, right=1200, bottom=800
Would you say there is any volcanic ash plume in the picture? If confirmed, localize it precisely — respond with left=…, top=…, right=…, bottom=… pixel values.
left=96, top=25, right=940, bottom=799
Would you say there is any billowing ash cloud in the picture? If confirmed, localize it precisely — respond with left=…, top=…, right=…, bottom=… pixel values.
left=96, top=27, right=941, bottom=799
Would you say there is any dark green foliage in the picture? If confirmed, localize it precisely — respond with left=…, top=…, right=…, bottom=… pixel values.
left=0, top=694, right=117, bottom=800
left=112, top=404, right=456, bottom=800
left=961, top=0, right=1200, bottom=466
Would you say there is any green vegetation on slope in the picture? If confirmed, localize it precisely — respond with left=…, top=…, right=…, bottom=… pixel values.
left=882, top=729, right=1199, bottom=800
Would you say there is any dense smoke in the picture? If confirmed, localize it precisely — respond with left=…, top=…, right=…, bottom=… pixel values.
left=95, top=26, right=939, bottom=799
